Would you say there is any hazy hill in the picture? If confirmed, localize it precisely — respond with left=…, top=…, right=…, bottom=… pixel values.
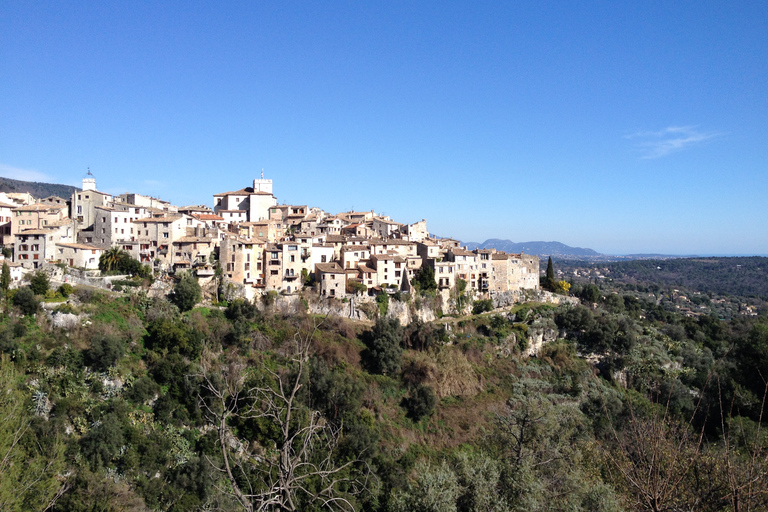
left=463, top=239, right=601, bottom=257
left=0, top=176, right=79, bottom=201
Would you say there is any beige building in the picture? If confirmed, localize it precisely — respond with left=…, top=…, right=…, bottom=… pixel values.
left=14, top=203, right=68, bottom=232
left=0, top=201, right=16, bottom=246
left=71, top=173, right=112, bottom=231
left=55, top=243, right=103, bottom=270
left=371, top=217, right=402, bottom=238
left=446, top=248, right=479, bottom=290
left=315, top=262, right=346, bottom=298
left=220, top=236, right=267, bottom=287
left=213, top=178, right=278, bottom=224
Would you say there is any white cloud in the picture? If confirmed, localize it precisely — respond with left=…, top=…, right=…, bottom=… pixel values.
left=626, top=126, right=720, bottom=159
left=0, top=163, right=53, bottom=182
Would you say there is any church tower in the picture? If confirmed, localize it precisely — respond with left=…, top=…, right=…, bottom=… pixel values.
left=83, top=168, right=96, bottom=191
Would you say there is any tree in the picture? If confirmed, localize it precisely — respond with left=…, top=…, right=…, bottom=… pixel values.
left=0, top=262, right=10, bottom=297
left=170, top=272, right=202, bottom=312
left=99, top=247, right=123, bottom=273
left=543, top=257, right=556, bottom=291
left=29, top=271, right=49, bottom=295
left=413, top=266, right=437, bottom=293
left=198, top=325, right=372, bottom=511
left=363, top=317, right=403, bottom=376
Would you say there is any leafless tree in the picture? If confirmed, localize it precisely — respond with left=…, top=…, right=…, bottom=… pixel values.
left=198, top=322, right=372, bottom=511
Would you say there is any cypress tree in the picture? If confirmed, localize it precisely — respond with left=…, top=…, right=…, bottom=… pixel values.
left=545, top=257, right=555, bottom=291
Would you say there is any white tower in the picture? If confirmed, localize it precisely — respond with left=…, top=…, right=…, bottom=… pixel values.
left=253, top=169, right=273, bottom=194
left=83, top=168, right=96, bottom=191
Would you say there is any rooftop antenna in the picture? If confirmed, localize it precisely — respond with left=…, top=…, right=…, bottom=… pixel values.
left=261, top=168, right=264, bottom=179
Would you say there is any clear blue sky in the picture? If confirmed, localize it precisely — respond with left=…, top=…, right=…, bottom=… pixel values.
left=2, top=1, right=766, bottom=255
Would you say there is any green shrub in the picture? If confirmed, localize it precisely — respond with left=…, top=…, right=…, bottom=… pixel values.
left=402, top=384, right=437, bottom=421
left=13, top=286, right=38, bottom=316
left=170, top=272, right=202, bottom=312
left=376, top=291, right=389, bottom=317
left=58, top=283, right=74, bottom=298
left=472, top=299, right=493, bottom=315
left=85, top=334, right=127, bottom=371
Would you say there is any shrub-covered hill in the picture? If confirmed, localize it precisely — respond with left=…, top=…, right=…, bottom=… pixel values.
left=1, top=284, right=767, bottom=511
left=0, top=176, right=79, bottom=200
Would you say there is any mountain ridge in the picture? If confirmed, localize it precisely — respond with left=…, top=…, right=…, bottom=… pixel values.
left=0, top=176, right=80, bottom=200
left=463, top=239, right=601, bottom=257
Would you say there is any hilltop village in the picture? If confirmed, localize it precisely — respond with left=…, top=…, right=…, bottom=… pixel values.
left=2, top=173, right=539, bottom=304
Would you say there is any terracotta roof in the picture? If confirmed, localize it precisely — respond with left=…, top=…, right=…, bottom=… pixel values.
left=315, top=262, right=345, bottom=273
left=47, top=219, right=74, bottom=227
left=213, top=187, right=252, bottom=197
left=193, top=213, right=225, bottom=221
left=174, top=236, right=215, bottom=244
left=179, top=205, right=212, bottom=211
left=16, top=229, right=51, bottom=235
left=373, top=217, right=401, bottom=226
left=357, top=263, right=375, bottom=273
left=133, top=215, right=183, bottom=223
left=56, top=242, right=102, bottom=251
left=0, top=201, right=17, bottom=209
left=16, top=203, right=65, bottom=212
left=451, top=249, right=475, bottom=256
left=325, top=235, right=346, bottom=243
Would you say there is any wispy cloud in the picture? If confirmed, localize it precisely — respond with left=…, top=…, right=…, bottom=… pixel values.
left=626, top=125, right=720, bottom=159
left=0, top=163, right=53, bottom=182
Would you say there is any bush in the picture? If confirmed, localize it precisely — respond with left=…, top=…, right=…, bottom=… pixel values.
left=376, top=292, right=389, bottom=317
left=13, top=286, right=39, bottom=316
left=402, top=384, right=437, bottom=421
left=85, top=334, right=127, bottom=371
left=472, top=299, right=493, bottom=315
left=58, top=283, right=74, bottom=298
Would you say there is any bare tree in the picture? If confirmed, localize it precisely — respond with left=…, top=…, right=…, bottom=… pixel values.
left=198, top=323, right=372, bottom=511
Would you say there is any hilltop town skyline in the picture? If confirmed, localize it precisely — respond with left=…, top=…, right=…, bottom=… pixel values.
left=2, top=3, right=766, bottom=255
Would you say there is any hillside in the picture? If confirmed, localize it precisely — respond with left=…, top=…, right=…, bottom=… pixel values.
left=1, top=271, right=767, bottom=510
left=464, top=238, right=601, bottom=257
left=0, top=176, right=79, bottom=200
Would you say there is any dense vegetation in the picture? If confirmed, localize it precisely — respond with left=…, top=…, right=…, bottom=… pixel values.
left=0, top=176, right=79, bottom=200
left=561, top=256, right=768, bottom=300
left=1, top=265, right=767, bottom=511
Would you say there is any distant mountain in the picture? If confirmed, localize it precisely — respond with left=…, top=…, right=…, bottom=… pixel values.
left=463, top=239, right=601, bottom=257
left=0, top=176, right=79, bottom=201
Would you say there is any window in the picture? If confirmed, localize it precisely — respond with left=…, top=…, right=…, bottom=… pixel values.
left=321, top=255, right=327, bottom=263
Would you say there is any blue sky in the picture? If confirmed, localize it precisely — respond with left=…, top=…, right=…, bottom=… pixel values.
left=1, top=1, right=766, bottom=255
